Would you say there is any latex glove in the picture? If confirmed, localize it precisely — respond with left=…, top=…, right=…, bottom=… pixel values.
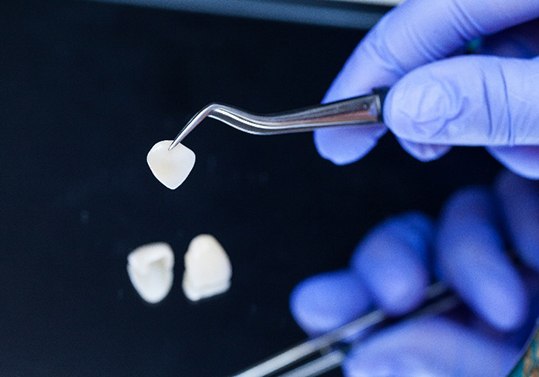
left=317, top=0, right=539, bottom=179
left=290, top=170, right=539, bottom=376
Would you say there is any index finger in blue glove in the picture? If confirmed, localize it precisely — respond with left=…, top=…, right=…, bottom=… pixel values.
left=328, top=0, right=539, bottom=102
left=315, top=0, right=539, bottom=165
left=397, top=139, right=451, bottom=162
left=351, top=212, right=434, bottom=315
left=495, top=170, right=539, bottom=272
left=435, top=186, right=528, bottom=331
left=289, top=269, right=371, bottom=336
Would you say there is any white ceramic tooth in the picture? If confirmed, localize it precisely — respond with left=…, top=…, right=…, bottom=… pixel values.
left=147, top=140, right=195, bottom=190
left=182, top=234, right=232, bottom=301
left=127, top=242, right=174, bottom=304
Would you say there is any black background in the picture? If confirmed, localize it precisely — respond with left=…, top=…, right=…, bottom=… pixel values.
left=0, top=1, right=501, bottom=376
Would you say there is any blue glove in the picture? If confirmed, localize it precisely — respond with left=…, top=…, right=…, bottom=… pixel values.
left=289, top=170, right=539, bottom=376
left=317, top=0, right=539, bottom=179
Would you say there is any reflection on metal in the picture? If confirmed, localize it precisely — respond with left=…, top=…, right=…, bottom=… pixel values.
left=168, top=89, right=388, bottom=150
left=235, top=283, right=458, bottom=377
left=88, top=0, right=396, bottom=29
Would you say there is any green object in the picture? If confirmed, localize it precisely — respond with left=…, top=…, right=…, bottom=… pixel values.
left=466, top=38, right=483, bottom=54
left=509, top=321, right=539, bottom=376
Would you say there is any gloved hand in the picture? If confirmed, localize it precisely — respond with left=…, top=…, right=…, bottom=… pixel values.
left=290, top=170, right=539, bottom=376
left=317, top=0, right=539, bottom=179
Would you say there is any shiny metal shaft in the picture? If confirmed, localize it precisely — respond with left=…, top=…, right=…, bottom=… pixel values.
left=234, top=282, right=457, bottom=377
left=169, top=90, right=387, bottom=150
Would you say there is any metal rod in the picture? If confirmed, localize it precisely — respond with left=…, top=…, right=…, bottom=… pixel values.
left=169, top=91, right=385, bottom=150
left=234, top=282, right=457, bottom=377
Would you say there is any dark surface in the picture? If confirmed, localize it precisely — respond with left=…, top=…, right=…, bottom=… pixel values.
left=0, top=1, right=501, bottom=376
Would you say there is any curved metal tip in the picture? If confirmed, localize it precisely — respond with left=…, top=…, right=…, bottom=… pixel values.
left=168, top=131, right=185, bottom=150
left=168, top=138, right=181, bottom=151
left=168, top=91, right=384, bottom=150
left=169, top=104, right=219, bottom=150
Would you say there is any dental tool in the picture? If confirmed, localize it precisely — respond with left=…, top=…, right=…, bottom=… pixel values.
left=168, top=88, right=389, bottom=150
left=234, top=282, right=459, bottom=377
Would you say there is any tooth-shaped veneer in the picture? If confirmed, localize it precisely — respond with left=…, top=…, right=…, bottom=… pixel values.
left=147, top=140, right=195, bottom=190
left=127, top=242, right=174, bottom=304
left=182, top=235, right=232, bottom=301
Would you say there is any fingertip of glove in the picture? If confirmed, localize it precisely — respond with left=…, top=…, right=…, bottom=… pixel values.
left=384, top=64, right=462, bottom=143
left=289, top=270, right=371, bottom=336
left=463, top=256, right=529, bottom=331
left=351, top=213, right=433, bottom=315
left=495, top=168, right=539, bottom=272
left=313, top=127, right=386, bottom=165
left=398, top=139, right=451, bottom=162
left=481, top=280, right=529, bottom=331
left=377, top=270, right=428, bottom=315
left=436, top=187, right=529, bottom=331
left=488, top=146, right=539, bottom=180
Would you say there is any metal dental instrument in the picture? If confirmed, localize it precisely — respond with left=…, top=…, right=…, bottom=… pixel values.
left=169, top=88, right=389, bottom=150
left=234, top=282, right=459, bottom=377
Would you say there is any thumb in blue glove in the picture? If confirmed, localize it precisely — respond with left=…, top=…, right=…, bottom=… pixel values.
left=385, top=55, right=539, bottom=178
